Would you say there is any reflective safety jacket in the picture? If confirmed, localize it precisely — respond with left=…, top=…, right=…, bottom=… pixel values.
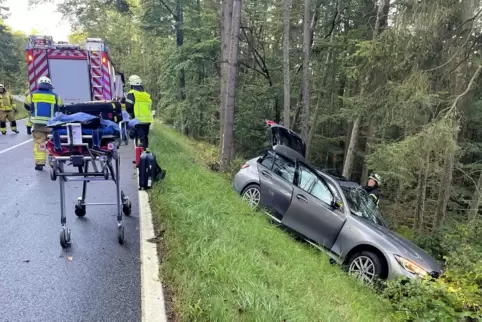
left=126, top=89, right=153, bottom=123
left=24, top=89, right=63, bottom=125
left=0, top=91, right=15, bottom=111
left=363, top=185, right=380, bottom=207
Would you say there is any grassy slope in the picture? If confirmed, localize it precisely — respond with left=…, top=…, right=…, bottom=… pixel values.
left=14, top=100, right=29, bottom=120
left=149, top=123, right=396, bottom=322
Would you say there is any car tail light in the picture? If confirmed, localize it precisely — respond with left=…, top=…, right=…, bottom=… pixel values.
left=240, top=163, right=250, bottom=169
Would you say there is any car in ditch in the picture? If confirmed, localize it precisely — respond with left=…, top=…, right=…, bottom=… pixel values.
left=232, top=121, right=442, bottom=283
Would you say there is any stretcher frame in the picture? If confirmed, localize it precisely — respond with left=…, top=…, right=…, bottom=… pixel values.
left=47, top=121, right=131, bottom=248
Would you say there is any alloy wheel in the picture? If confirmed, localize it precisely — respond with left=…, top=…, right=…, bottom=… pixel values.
left=242, top=187, right=261, bottom=208
left=348, top=255, right=376, bottom=283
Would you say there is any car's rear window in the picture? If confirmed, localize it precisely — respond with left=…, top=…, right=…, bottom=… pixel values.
left=273, top=127, right=306, bottom=157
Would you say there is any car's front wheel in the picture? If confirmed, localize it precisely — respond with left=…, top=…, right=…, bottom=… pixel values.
left=348, top=251, right=385, bottom=284
left=242, top=184, right=261, bottom=208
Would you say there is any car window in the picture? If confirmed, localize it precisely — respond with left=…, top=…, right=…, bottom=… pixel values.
left=260, top=151, right=275, bottom=170
left=272, top=154, right=295, bottom=183
left=298, top=165, right=333, bottom=204
left=273, top=127, right=306, bottom=157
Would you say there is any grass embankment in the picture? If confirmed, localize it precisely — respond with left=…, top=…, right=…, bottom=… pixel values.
left=14, top=100, right=29, bottom=120
left=149, top=123, right=395, bottom=322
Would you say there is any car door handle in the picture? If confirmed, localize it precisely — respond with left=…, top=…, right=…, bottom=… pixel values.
left=296, top=194, right=308, bottom=203
left=261, top=170, right=272, bottom=179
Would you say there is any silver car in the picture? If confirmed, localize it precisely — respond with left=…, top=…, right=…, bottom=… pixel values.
left=232, top=148, right=442, bottom=283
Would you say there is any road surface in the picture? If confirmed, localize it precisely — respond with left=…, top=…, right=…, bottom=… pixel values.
left=0, top=119, right=141, bottom=322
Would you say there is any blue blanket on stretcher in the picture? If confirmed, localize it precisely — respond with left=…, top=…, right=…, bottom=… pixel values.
left=47, top=112, right=121, bottom=136
left=47, top=112, right=128, bottom=151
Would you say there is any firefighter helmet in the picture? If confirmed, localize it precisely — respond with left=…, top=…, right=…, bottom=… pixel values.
left=369, top=173, right=381, bottom=186
left=0, top=84, right=4, bottom=89
left=128, top=75, right=143, bottom=86
left=38, top=76, right=52, bottom=85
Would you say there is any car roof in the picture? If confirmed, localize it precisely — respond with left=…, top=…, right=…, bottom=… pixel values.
left=315, top=169, right=361, bottom=189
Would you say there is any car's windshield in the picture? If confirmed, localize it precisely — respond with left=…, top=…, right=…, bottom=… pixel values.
left=341, top=187, right=387, bottom=227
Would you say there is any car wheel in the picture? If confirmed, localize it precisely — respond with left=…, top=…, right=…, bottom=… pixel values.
left=348, top=251, right=385, bottom=284
left=242, top=184, right=261, bottom=208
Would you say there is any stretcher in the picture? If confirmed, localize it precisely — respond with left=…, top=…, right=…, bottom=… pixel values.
left=46, top=104, right=132, bottom=248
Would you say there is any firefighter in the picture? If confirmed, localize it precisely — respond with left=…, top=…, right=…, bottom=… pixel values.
left=24, top=76, right=63, bottom=171
left=125, top=75, right=153, bottom=149
left=0, top=84, right=19, bottom=135
left=363, top=173, right=381, bottom=207
left=25, top=86, right=33, bottom=135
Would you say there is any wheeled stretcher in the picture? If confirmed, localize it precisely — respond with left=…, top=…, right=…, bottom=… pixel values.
left=46, top=103, right=132, bottom=248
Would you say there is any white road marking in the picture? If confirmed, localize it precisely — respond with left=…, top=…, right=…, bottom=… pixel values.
left=0, top=139, right=33, bottom=155
left=138, top=175, right=168, bottom=322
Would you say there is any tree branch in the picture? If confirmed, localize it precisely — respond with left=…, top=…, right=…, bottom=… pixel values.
left=159, top=0, right=177, bottom=20
left=444, top=65, right=482, bottom=117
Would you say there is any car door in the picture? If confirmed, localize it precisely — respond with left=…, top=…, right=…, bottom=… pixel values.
left=257, top=151, right=295, bottom=216
left=281, top=163, right=346, bottom=249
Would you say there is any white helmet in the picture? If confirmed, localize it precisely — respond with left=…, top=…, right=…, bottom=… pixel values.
left=128, top=75, right=142, bottom=86
left=369, top=173, right=381, bottom=186
left=38, top=76, right=52, bottom=85
left=0, top=84, right=4, bottom=88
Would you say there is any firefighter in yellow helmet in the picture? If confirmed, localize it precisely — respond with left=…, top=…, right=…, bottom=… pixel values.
left=0, top=84, right=19, bottom=135
left=25, top=85, right=33, bottom=135
left=24, top=76, right=63, bottom=171
left=125, top=75, right=153, bottom=148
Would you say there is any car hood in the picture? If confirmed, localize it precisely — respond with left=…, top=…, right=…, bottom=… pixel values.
left=358, top=217, right=441, bottom=273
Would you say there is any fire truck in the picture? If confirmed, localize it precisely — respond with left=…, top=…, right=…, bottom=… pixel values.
left=25, top=35, right=125, bottom=105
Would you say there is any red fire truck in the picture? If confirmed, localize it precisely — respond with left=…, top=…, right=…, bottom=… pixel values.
left=25, top=35, right=125, bottom=105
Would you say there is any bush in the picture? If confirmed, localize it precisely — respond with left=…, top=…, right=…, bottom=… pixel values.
left=384, top=221, right=482, bottom=321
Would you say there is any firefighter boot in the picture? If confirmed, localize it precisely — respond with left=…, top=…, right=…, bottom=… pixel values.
left=26, top=126, right=32, bottom=135
left=10, top=121, right=19, bottom=134
left=35, top=165, right=44, bottom=171
left=0, top=121, right=6, bottom=135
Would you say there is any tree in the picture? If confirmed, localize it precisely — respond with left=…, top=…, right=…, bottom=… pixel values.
left=282, top=0, right=292, bottom=128
left=220, top=0, right=242, bottom=170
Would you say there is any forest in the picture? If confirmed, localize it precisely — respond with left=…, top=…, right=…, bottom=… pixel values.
left=22, top=0, right=482, bottom=320
left=0, top=1, right=28, bottom=93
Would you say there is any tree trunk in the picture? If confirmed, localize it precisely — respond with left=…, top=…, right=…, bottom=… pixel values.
left=433, top=121, right=458, bottom=232
left=468, top=169, right=482, bottom=221
left=175, top=0, right=186, bottom=134
left=220, top=0, right=242, bottom=170
left=219, top=0, right=233, bottom=153
left=282, top=0, right=291, bottom=128
left=301, top=0, right=312, bottom=142
left=414, top=147, right=430, bottom=231
left=361, top=119, right=375, bottom=184
left=342, top=115, right=360, bottom=179
left=342, top=0, right=389, bottom=180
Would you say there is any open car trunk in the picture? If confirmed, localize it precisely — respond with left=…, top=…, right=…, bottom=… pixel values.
left=265, top=120, right=306, bottom=160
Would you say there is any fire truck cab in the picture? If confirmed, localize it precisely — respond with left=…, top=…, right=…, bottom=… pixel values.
left=26, top=35, right=125, bottom=105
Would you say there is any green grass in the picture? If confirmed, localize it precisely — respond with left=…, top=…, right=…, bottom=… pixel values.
left=14, top=100, right=29, bottom=120
left=149, top=123, right=396, bottom=322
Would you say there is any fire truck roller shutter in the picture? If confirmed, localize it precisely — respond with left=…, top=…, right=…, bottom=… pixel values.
left=49, top=59, right=92, bottom=105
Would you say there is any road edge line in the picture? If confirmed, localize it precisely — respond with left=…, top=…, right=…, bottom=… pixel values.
left=139, top=178, right=168, bottom=322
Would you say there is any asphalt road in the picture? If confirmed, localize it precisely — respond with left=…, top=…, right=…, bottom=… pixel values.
left=0, top=119, right=141, bottom=322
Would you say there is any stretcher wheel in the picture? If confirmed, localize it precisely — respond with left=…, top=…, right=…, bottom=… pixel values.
left=117, top=225, right=125, bottom=245
left=50, top=168, right=57, bottom=181
left=122, top=199, right=132, bottom=216
left=75, top=199, right=86, bottom=217
left=60, top=229, right=71, bottom=249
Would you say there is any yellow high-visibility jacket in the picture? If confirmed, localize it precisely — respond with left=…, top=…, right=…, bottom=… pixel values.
left=0, top=92, right=15, bottom=111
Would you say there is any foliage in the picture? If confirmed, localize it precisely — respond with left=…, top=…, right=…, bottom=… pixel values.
left=385, top=220, right=482, bottom=322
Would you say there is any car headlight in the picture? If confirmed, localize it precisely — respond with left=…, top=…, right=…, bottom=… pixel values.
left=394, top=255, right=428, bottom=278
